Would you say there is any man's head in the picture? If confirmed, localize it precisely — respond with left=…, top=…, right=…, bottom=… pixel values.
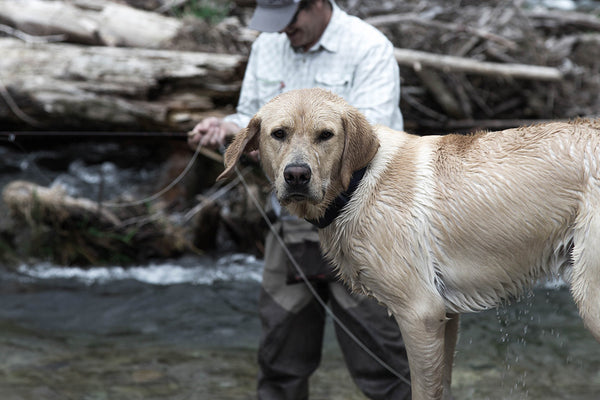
left=249, top=0, right=332, bottom=52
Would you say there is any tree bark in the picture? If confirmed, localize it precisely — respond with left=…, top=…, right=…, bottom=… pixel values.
left=525, top=9, right=600, bottom=31
left=0, top=38, right=245, bottom=131
left=0, top=0, right=183, bottom=47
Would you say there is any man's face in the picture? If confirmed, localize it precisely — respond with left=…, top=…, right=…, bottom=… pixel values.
left=281, top=1, right=330, bottom=51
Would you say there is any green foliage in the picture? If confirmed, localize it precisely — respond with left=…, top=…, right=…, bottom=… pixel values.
left=0, top=237, right=18, bottom=266
left=87, top=226, right=139, bottom=246
left=173, top=0, right=231, bottom=23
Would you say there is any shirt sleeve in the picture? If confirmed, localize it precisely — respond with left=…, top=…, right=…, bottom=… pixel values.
left=347, top=39, right=404, bottom=131
left=223, top=38, right=263, bottom=129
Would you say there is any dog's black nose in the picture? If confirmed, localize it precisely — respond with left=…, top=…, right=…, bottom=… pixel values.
left=284, top=163, right=311, bottom=187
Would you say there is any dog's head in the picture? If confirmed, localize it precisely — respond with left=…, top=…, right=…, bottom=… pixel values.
left=218, top=88, right=379, bottom=220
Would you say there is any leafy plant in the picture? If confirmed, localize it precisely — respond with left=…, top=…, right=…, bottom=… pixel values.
left=172, top=0, right=231, bottom=23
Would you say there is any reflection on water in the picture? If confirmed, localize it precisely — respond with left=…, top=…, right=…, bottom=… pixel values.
left=1, top=255, right=262, bottom=347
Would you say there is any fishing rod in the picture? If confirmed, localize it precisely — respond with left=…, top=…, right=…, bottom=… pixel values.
left=0, top=131, right=189, bottom=140
left=0, top=131, right=224, bottom=163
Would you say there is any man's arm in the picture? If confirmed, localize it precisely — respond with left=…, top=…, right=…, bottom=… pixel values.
left=222, top=38, right=265, bottom=131
left=188, top=38, right=265, bottom=149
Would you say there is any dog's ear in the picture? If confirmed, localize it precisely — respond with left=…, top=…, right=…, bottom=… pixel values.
left=217, top=116, right=261, bottom=181
left=339, top=108, right=380, bottom=189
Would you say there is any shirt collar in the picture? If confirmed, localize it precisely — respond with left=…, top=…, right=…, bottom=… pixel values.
left=294, top=1, right=343, bottom=54
left=314, top=1, right=342, bottom=53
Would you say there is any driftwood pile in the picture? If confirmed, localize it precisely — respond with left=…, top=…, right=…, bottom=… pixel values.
left=357, top=0, right=600, bottom=131
left=0, top=37, right=245, bottom=130
left=0, top=0, right=250, bottom=131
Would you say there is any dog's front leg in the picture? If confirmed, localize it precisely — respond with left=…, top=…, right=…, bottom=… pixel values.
left=393, top=303, right=449, bottom=400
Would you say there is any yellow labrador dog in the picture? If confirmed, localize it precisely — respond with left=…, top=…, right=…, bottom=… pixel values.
left=218, top=88, right=600, bottom=400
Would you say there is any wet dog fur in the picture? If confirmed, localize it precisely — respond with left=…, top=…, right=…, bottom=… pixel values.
left=218, top=88, right=600, bottom=400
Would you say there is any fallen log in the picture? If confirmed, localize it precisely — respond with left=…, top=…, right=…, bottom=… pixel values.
left=366, top=13, right=518, bottom=50
left=0, top=38, right=245, bottom=130
left=0, top=0, right=183, bottom=47
left=525, top=9, right=600, bottom=31
left=394, top=47, right=564, bottom=81
left=414, top=118, right=570, bottom=132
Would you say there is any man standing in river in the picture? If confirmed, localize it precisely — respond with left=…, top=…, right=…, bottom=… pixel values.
left=188, top=1, right=410, bottom=398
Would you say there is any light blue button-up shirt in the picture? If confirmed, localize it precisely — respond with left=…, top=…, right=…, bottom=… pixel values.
left=225, top=1, right=403, bottom=131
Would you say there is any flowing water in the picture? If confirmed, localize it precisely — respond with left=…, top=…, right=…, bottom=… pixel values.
left=1, top=138, right=600, bottom=399
left=1, top=258, right=599, bottom=399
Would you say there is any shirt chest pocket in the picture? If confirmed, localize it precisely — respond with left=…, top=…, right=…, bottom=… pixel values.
left=315, top=73, right=352, bottom=98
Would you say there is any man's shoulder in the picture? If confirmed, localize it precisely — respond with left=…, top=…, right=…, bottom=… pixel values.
left=336, top=10, right=393, bottom=48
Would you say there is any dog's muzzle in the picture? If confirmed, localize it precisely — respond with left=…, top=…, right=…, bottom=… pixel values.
left=283, top=163, right=312, bottom=200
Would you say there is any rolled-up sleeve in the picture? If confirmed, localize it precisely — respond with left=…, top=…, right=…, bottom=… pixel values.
left=223, top=41, right=262, bottom=130
left=348, top=40, right=403, bottom=131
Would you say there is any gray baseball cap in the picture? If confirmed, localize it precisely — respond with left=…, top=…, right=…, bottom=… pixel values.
left=248, top=0, right=302, bottom=32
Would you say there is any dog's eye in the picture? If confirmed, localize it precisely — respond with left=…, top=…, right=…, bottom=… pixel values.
left=271, top=129, right=286, bottom=140
left=319, top=130, right=334, bottom=141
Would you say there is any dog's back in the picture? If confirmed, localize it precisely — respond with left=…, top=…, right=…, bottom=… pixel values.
left=323, top=120, right=599, bottom=311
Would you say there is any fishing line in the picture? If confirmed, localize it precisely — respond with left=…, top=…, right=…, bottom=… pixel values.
left=2, top=134, right=243, bottom=226
left=0, top=76, right=43, bottom=128
left=182, top=173, right=246, bottom=223
left=234, top=166, right=412, bottom=386
left=102, top=141, right=249, bottom=214
left=1, top=135, right=54, bottom=185
left=102, top=140, right=206, bottom=208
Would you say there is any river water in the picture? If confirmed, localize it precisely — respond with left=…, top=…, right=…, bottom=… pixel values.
left=1, top=257, right=599, bottom=399
left=1, top=137, right=600, bottom=399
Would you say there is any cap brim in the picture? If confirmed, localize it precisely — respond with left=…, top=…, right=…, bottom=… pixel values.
left=248, top=3, right=299, bottom=33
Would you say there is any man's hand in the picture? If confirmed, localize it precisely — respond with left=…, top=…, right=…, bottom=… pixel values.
left=187, top=117, right=239, bottom=150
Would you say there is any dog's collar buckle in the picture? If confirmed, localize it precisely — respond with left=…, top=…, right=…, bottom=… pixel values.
left=305, top=165, right=368, bottom=229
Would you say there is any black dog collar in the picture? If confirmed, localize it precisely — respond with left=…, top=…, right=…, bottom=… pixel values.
left=305, top=166, right=368, bottom=229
